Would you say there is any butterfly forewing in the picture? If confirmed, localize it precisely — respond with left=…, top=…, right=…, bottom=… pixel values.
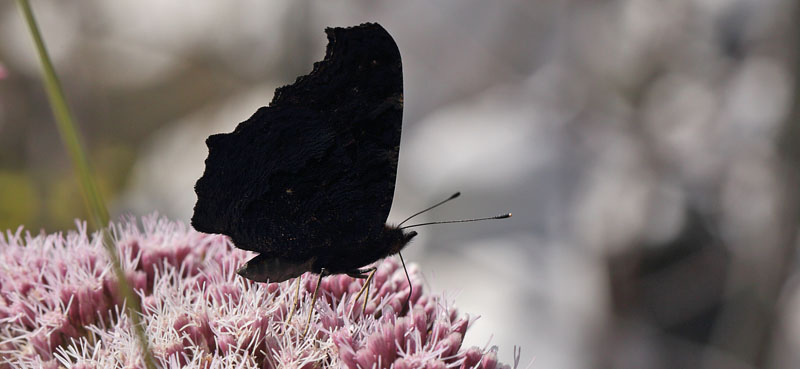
left=192, top=23, right=403, bottom=279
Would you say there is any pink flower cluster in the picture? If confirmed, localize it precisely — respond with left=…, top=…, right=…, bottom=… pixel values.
left=0, top=215, right=514, bottom=368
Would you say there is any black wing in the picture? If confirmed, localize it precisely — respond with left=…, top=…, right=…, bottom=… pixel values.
left=192, top=23, right=403, bottom=263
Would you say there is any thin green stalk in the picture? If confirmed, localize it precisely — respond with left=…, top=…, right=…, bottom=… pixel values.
left=16, top=1, right=156, bottom=368
left=16, top=4, right=106, bottom=230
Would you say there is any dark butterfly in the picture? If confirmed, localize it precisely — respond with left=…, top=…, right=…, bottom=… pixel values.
left=192, top=23, right=416, bottom=284
left=192, top=24, right=509, bottom=319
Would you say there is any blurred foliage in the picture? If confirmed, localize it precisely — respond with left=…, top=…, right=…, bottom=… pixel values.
left=0, top=170, right=39, bottom=230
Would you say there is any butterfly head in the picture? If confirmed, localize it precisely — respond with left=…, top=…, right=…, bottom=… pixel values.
left=404, top=230, right=418, bottom=243
left=387, top=226, right=417, bottom=255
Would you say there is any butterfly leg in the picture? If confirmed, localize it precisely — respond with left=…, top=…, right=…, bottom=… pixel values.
left=350, top=267, right=377, bottom=314
left=398, top=252, right=413, bottom=309
left=301, top=268, right=327, bottom=339
left=286, top=277, right=303, bottom=323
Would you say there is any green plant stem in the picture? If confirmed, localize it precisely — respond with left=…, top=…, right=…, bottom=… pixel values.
left=16, top=1, right=156, bottom=368
left=17, top=2, right=107, bottom=230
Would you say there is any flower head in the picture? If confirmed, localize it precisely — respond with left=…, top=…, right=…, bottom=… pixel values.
left=0, top=215, right=516, bottom=368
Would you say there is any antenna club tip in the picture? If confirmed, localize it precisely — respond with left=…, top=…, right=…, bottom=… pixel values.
left=451, top=192, right=461, bottom=199
left=499, top=213, right=512, bottom=219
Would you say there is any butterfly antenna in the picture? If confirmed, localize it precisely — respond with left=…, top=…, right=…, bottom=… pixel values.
left=398, top=192, right=461, bottom=227
left=400, top=213, right=511, bottom=229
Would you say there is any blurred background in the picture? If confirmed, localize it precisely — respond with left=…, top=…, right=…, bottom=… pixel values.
left=1, top=0, right=799, bottom=368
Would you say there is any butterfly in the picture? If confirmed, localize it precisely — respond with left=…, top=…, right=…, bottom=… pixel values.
left=192, top=23, right=509, bottom=329
left=193, top=22, right=413, bottom=286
